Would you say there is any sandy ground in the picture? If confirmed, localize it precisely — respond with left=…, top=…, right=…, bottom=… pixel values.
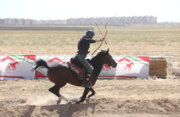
left=0, top=78, right=180, bottom=117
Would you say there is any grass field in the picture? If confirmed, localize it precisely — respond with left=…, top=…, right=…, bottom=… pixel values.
left=0, top=25, right=180, bottom=62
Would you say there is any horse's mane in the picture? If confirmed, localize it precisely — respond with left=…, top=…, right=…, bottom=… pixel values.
left=91, top=50, right=107, bottom=63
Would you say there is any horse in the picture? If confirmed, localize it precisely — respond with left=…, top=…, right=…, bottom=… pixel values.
left=33, top=49, right=117, bottom=104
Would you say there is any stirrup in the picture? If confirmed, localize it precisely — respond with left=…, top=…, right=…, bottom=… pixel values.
left=86, top=73, right=91, bottom=78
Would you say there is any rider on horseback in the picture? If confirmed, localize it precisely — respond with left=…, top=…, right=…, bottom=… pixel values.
left=76, top=30, right=105, bottom=88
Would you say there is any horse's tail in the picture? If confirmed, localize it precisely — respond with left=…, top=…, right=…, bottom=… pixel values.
left=32, top=59, right=49, bottom=71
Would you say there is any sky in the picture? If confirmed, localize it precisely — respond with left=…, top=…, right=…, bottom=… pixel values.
left=0, top=0, right=180, bottom=22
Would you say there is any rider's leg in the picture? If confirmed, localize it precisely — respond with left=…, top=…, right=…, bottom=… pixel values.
left=76, top=54, right=94, bottom=88
left=83, top=64, right=94, bottom=88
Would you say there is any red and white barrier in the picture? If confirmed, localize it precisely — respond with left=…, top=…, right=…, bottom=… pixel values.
left=0, top=55, right=149, bottom=80
left=0, top=55, right=35, bottom=80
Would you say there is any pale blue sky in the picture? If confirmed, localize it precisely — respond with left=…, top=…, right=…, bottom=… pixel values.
left=0, top=0, right=180, bottom=22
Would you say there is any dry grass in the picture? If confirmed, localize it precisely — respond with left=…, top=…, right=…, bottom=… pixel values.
left=0, top=25, right=180, bottom=62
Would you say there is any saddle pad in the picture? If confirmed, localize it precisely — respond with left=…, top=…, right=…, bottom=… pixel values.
left=69, top=62, right=84, bottom=74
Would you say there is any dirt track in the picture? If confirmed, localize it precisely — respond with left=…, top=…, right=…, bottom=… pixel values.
left=0, top=78, right=180, bottom=117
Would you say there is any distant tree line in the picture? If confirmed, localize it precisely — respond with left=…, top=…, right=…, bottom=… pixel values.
left=0, top=16, right=157, bottom=25
left=0, top=18, right=66, bottom=25
left=67, top=16, right=157, bottom=25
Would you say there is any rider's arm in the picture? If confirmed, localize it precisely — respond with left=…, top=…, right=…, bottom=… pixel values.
left=95, top=37, right=105, bottom=42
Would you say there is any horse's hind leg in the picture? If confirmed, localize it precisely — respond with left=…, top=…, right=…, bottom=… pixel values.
left=49, top=84, right=61, bottom=97
left=49, top=84, right=67, bottom=104
left=49, top=85, right=61, bottom=104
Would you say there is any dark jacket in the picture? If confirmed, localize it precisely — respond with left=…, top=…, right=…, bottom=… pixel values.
left=77, top=36, right=96, bottom=56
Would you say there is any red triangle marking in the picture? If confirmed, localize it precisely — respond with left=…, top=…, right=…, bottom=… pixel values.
left=23, top=55, right=36, bottom=61
left=118, top=57, right=131, bottom=63
left=0, top=56, right=16, bottom=62
left=48, top=57, right=65, bottom=63
left=35, top=70, right=47, bottom=77
left=138, top=56, right=149, bottom=63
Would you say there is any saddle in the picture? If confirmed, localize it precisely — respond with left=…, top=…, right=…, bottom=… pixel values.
left=68, top=56, right=86, bottom=80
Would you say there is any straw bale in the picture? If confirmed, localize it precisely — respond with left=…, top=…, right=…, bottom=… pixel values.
left=149, top=57, right=168, bottom=78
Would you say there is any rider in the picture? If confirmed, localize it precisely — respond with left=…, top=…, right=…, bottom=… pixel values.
left=76, top=30, right=105, bottom=88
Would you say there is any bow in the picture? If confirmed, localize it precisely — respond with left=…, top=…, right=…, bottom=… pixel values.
left=95, top=23, right=108, bottom=45
left=92, top=23, right=108, bottom=56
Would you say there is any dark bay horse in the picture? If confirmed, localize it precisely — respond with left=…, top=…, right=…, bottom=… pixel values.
left=33, top=49, right=117, bottom=104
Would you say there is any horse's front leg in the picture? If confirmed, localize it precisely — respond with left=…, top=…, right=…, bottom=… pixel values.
left=88, top=88, right=95, bottom=98
left=76, top=88, right=90, bottom=104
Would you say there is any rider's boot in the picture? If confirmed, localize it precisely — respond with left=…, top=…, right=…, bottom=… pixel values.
left=83, top=73, right=92, bottom=88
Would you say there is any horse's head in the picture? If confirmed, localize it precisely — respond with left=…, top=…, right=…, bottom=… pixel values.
left=99, top=49, right=117, bottom=68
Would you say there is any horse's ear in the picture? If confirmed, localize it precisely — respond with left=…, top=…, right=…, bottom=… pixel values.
left=106, top=48, right=109, bottom=53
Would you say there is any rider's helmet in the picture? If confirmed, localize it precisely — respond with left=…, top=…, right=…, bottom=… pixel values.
left=86, top=30, right=95, bottom=37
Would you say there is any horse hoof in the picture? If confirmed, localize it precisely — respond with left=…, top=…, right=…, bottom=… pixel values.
left=75, top=101, right=81, bottom=104
left=86, top=98, right=90, bottom=103
left=67, top=101, right=73, bottom=104
left=57, top=97, right=62, bottom=105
